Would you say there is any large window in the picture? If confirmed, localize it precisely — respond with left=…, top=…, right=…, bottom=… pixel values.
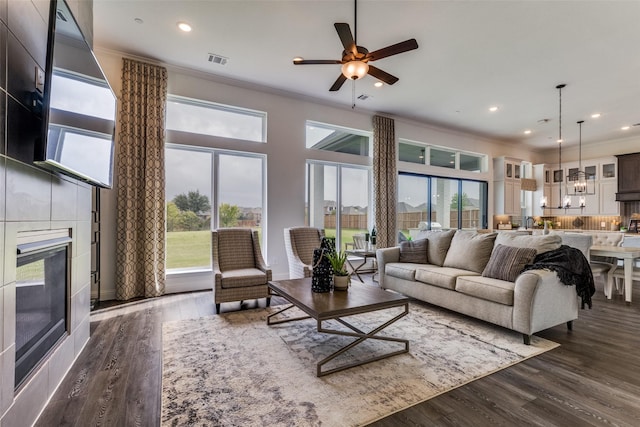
left=306, top=162, right=371, bottom=251
left=166, top=95, right=267, bottom=143
left=398, top=173, right=488, bottom=238
left=165, top=144, right=265, bottom=273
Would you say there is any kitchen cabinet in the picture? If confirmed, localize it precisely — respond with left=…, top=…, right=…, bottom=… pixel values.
left=494, top=157, right=522, bottom=215
left=536, top=157, right=617, bottom=216
left=615, top=153, right=640, bottom=202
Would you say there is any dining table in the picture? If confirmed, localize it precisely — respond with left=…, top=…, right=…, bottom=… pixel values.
left=590, top=245, right=640, bottom=304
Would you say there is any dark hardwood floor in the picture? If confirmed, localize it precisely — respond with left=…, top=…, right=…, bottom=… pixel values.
left=36, top=275, right=640, bottom=426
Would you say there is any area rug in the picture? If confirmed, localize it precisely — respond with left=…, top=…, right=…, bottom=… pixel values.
left=161, top=303, right=558, bottom=426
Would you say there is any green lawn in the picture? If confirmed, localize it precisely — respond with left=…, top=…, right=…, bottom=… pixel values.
left=167, top=228, right=365, bottom=269
left=166, top=230, right=211, bottom=269
left=166, top=228, right=262, bottom=269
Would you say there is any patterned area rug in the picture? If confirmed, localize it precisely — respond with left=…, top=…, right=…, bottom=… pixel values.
left=162, top=303, right=558, bottom=426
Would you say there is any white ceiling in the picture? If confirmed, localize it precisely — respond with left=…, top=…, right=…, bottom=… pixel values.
left=92, top=0, right=640, bottom=150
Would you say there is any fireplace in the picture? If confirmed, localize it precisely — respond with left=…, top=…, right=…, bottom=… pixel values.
left=15, top=230, right=71, bottom=389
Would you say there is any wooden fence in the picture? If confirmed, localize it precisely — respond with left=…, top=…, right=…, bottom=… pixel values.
left=323, top=210, right=481, bottom=230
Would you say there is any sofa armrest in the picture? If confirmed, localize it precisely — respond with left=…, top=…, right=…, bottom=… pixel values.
left=512, top=269, right=579, bottom=335
left=376, top=247, right=400, bottom=288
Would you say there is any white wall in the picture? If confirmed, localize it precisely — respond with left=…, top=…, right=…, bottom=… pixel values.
left=93, top=49, right=548, bottom=300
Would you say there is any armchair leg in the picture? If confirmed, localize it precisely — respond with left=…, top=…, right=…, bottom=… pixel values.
left=215, top=303, right=221, bottom=314
left=567, top=320, right=573, bottom=331
left=522, top=334, right=531, bottom=345
left=266, top=297, right=271, bottom=307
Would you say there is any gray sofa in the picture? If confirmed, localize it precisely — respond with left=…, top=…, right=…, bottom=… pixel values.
left=376, top=230, right=583, bottom=344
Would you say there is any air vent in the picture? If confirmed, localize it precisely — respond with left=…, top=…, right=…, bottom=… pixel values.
left=56, top=9, right=68, bottom=22
left=207, top=53, right=228, bottom=66
left=357, top=94, right=371, bottom=101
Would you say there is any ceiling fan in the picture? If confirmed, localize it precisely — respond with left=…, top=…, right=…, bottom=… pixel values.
left=293, top=1, right=419, bottom=92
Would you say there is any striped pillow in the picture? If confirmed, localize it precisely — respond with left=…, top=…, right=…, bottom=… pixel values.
left=482, top=244, right=537, bottom=282
left=399, top=239, right=428, bottom=264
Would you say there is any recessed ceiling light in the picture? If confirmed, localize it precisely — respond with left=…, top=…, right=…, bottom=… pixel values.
left=489, top=106, right=499, bottom=112
left=374, top=81, right=383, bottom=88
left=524, top=130, right=532, bottom=135
left=591, top=113, right=601, bottom=118
left=622, top=126, right=630, bottom=130
left=177, top=21, right=192, bottom=32
left=134, top=18, right=144, bottom=24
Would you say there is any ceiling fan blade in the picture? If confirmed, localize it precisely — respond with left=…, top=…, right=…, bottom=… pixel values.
left=293, top=59, right=342, bottom=65
left=367, top=39, right=419, bottom=62
left=367, top=65, right=399, bottom=85
left=329, top=74, right=348, bottom=92
left=334, top=23, right=357, bottom=56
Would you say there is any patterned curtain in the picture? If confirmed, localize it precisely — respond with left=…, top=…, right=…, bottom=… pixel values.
left=115, top=58, right=168, bottom=300
left=373, top=115, right=397, bottom=248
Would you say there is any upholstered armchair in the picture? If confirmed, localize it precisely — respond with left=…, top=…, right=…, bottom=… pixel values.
left=284, top=227, right=324, bottom=279
left=212, top=228, right=271, bottom=314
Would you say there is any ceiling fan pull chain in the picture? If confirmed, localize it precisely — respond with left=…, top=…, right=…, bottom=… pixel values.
left=352, top=80, right=356, bottom=109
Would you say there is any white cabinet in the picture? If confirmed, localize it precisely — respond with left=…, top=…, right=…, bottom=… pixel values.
left=536, top=157, right=618, bottom=216
left=494, top=157, right=522, bottom=215
left=600, top=181, right=620, bottom=215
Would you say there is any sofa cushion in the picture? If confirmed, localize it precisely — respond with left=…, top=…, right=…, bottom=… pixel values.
left=421, top=229, right=456, bottom=266
left=443, top=230, right=497, bottom=273
left=399, top=238, right=428, bottom=263
left=495, top=233, right=562, bottom=254
left=482, top=244, right=537, bottom=282
left=415, top=266, right=480, bottom=290
left=385, top=263, right=421, bottom=281
left=455, top=275, right=515, bottom=306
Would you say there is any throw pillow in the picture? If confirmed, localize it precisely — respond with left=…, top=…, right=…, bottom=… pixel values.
left=443, top=230, right=497, bottom=273
left=399, top=238, right=428, bottom=263
left=482, top=244, right=538, bottom=282
left=422, top=229, right=456, bottom=266
left=495, top=233, right=562, bottom=254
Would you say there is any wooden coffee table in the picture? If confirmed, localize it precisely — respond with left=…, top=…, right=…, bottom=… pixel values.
left=267, top=278, right=410, bottom=376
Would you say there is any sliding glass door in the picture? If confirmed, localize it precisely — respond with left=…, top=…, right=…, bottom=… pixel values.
left=307, top=162, right=371, bottom=251
left=398, top=172, right=488, bottom=237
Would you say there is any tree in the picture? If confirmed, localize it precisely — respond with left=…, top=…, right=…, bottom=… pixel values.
left=175, top=210, right=202, bottom=231
left=450, top=192, right=471, bottom=210
left=166, top=202, right=180, bottom=232
left=173, top=190, right=211, bottom=214
left=219, top=203, right=241, bottom=227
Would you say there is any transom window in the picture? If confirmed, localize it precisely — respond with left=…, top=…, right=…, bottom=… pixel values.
left=306, top=121, right=371, bottom=156
left=166, top=95, right=267, bottom=143
left=399, top=141, right=487, bottom=173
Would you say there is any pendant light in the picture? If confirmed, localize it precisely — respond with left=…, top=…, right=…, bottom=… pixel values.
left=555, top=84, right=572, bottom=209
left=566, top=120, right=595, bottom=196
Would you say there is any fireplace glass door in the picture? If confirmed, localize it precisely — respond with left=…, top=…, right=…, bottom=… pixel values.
left=15, top=244, right=69, bottom=388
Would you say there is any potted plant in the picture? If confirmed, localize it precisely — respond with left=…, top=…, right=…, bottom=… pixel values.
left=327, top=250, right=351, bottom=291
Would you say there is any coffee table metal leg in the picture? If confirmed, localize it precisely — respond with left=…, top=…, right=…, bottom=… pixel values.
left=316, top=303, right=409, bottom=377
left=267, top=304, right=311, bottom=325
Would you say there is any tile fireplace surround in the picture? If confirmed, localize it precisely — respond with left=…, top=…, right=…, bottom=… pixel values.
left=1, top=157, right=92, bottom=426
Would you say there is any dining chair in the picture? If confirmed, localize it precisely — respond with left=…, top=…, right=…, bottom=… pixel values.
left=611, top=235, right=640, bottom=295
left=588, top=232, right=624, bottom=296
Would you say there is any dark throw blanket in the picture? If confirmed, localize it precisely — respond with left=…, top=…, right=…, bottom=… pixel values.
left=522, top=245, right=596, bottom=309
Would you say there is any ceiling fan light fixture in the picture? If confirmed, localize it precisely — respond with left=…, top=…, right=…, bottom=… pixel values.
left=341, top=60, right=369, bottom=80
left=374, top=81, right=383, bottom=88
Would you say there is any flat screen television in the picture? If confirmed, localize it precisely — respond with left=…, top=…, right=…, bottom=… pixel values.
left=35, top=0, right=117, bottom=188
